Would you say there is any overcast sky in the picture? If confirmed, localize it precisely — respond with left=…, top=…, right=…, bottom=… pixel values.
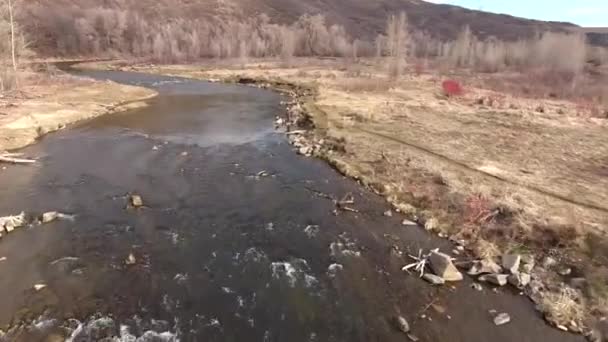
left=424, top=0, right=607, bottom=27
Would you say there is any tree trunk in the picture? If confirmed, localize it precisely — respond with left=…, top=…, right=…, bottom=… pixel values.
left=7, top=0, right=18, bottom=87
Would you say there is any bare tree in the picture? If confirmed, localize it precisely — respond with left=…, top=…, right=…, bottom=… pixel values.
left=7, top=0, right=17, bottom=85
left=386, top=12, right=408, bottom=79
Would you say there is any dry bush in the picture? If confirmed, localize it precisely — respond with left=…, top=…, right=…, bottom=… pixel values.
left=439, top=28, right=588, bottom=78
left=539, top=287, right=585, bottom=327
left=337, top=77, right=393, bottom=93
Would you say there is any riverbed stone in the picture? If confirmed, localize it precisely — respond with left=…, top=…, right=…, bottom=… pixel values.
left=126, top=253, right=136, bottom=265
left=507, top=273, right=531, bottom=288
left=423, top=273, right=445, bottom=285
left=429, top=251, right=463, bottom=281
left=130, top=195, right=143, bottom=208
left=468, top=258, right=502, bottom=275
left=42, top=211, right=59, bottom=223
left=502, top=254, right=521, bottom=274
left=494, top=313, right=511, bottom=326
left=479, top=273, right=508, bottom=286
left=394, top=315, right=410, bottom=334
left=50, top=257, right=82, bottom=274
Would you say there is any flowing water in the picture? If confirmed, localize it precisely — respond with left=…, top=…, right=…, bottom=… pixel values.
left=0, top=70, right=584, bottom=342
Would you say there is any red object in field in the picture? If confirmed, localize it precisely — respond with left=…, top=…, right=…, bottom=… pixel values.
left=442, top=79, right=463, bottom=97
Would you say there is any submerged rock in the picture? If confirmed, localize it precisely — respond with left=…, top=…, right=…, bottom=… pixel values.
left=327, top=263, right=344, bottom=278
left=394, top=316, right=410, bottom=334
left=479, top=274, right=508, bottom=286
left=34, top=284, right=47, bottom=291
left=423, top=273, right=445, bottom=285
left=50, top=257, right=82, bottom=274
left=494, top=313, right=511, bottom=326
left=471, top=283, right=483, bottom=291
left=126, top=253, right=136, bottom=265
left=429, top=251, right=463, bottom=282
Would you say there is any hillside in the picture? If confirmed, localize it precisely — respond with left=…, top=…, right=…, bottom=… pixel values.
left=23, top=0, right=581, bottom=44
left=584, top=28, right=608, bottom=47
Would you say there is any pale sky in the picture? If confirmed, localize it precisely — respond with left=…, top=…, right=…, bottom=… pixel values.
left=424, top=0, right=607, bottom=27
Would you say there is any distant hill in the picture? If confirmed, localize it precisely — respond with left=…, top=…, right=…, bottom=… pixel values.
left=584, top=28, right=608, bottom=47
left=23, top=0, right=605, bottom=48
left=23, top=0, right=578, bottom=38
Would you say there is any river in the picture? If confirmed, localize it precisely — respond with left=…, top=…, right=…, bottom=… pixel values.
left=0, top=70, right=583, bottom=342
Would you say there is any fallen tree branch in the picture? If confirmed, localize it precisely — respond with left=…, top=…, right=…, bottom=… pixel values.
left=0, top=154, right=36, bottom=164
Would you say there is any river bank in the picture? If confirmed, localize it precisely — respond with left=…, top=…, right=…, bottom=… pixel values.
left=0, top=67, right=591, bottom=342
left=76, top=59, right=608, bottom=338
left=0, top=68, right=156, bottom=152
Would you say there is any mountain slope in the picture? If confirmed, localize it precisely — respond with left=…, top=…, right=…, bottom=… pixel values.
left=24, top=0, right=579, bottom=42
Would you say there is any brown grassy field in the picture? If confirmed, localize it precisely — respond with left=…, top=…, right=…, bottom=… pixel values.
left=0, top=69, right=156, bottom=151
left=80, top=57, right=608, bottom=330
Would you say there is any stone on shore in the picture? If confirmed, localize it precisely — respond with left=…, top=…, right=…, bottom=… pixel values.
left=507, top=273, right=531, bottom=288
left=468, top=258, right=502, bottom=275
left=502, top=254, right=521, bottom=274
left=429, top=251, right=463, bottom=281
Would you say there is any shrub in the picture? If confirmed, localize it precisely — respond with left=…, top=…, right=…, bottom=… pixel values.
left=442, top=79, right=463, bottom=97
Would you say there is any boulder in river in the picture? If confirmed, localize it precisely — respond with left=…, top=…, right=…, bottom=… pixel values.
left=129, top=195, right=144, bottom=208
left=126, top=253, right=136, bottom=265
left=41, top=211, right=59, bottom=223
left=0, top=212, right=26, bottom=233
left=394, top=315, right=410, bottom=334
left=429, top=251, right=463, bottom=282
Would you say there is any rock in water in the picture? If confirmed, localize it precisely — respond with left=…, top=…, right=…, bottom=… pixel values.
left=429, top=251, right=463, bottom=281
left=468, top=258, right=502, bottom=275
left=507, top=273, right=531, bottom=288
left=41, top=211, right=59, bottom=223
left=394, top=316, right=410, bottom=334
left=130, top=195, right=143, bottom=208
left=423, top=273, right=446, bottom=285
left=502, top=254, right=521, bottom=274
left=479, top=274, right=508, bottom=286
left=34, top=284, right=47, bottom=291
left=493, top=313, right=511, bottom=326
left=126, top=253, right=136, bottom=265
left=0, top=212, right=26, bottom=233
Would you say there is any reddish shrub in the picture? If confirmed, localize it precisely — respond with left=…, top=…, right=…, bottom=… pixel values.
left=442, top=79, right=463, bottom=97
